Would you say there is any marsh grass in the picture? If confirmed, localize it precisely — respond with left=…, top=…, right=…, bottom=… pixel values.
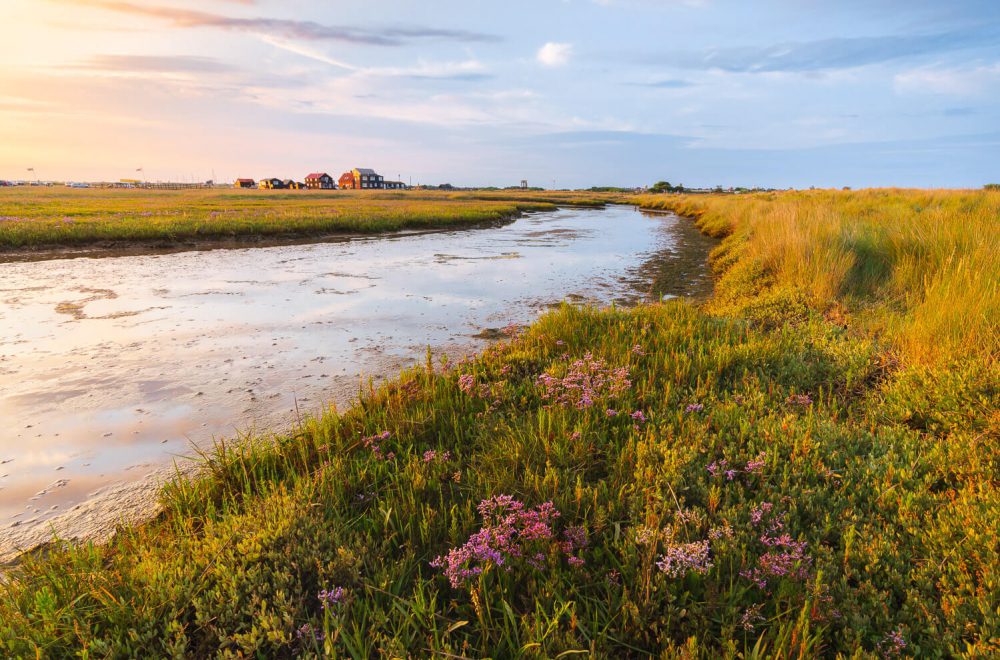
left=636, top=189, right=1000, bottom=366
left=0, top=188, right=619, bottom=250
left=0, top=190, right=995, bottom=657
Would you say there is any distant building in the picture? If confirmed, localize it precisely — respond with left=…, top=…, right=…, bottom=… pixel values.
left=339, top=168, right=385, bottom=190
left=283, top=180, right=303, bottom=190
left=234, top=178, right=256, bottom=189
left=305, top=172, right=335, bottom=189
left=259, top=178, right=286, bottom=189
left=383, top=180, right=407, bottom=190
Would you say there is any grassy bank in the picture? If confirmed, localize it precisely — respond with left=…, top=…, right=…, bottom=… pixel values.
left=1, top=190, right=995, bottom=657
left=0, top=188, right=613, bottom=251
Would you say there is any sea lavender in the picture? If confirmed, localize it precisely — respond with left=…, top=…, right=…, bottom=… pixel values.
left=656, top=539, right=713, bottom=578
left=431, top=496, right=581, bottom=588
left=317, top=586, right=344, bottom=611
left=536, top=353, right=630, bottom=409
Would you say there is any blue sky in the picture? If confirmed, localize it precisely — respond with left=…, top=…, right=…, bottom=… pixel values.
left=1, top=0, right=998, bottom=187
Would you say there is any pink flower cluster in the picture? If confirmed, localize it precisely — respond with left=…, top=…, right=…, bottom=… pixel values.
left=536, top=353, right=630, bottom=410
left=317, top=586, right=344, bottom=611
left=430, top=495, right=585, bottom=588
left=878, top=627, right=907, bottom=657
left=708, top=452, right=768, bottom=481
left=655, top=539, right=714, bottom=578
left=422, top=449, right=452, bottom=463
left=361, top=431, right=394, bottom=461
left=741, top=502, right=812, bottom=589
left=786, top=393, right=813, bottom=406
left=458, top=374, right=477, bottom=395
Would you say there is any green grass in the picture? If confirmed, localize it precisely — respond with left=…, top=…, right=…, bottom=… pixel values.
left=0, top=190, right=995, bottom=657
left=0, top=188, right=621, bottom=250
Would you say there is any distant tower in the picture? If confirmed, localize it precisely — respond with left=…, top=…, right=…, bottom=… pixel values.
left=520, top=179, right=528, bottom=189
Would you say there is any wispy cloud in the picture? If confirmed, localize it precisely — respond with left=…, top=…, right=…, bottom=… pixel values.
left=626, top=78, right=694, bottom=88
left=70, top=54, right=236, bottom=73
left=644, top=28, right=1000, bottom=73
left=66, top=1, right=501, bottom=46
left=894, top=63, right=1000, bottom=95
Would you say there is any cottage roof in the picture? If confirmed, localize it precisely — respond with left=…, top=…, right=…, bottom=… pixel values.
left=236, top=178, right=254, bottom=183
left=354, top=168, right=376, bottom=175
left=306, top=172, right=330, bottom=180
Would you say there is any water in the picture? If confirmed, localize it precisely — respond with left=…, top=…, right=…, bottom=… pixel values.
left=0, top=206, right=714, bottom=532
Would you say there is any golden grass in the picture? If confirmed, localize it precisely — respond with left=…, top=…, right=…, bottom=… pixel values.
left=637, top=189, right=1000, bottom=366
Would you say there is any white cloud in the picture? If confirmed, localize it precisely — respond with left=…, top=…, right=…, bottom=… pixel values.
left=537, top=42, right=573, bottom=67
left=894, top=64, right=1000, bottom=96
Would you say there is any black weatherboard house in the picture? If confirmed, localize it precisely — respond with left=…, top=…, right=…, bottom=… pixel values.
left=305, top=172, right=335, bottom=189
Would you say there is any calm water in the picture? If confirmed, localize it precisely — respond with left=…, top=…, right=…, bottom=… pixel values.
left=0, top=206, right=714, bottom=530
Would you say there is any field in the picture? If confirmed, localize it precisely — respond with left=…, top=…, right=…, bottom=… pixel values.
left=0, top=188, right=617, bottom=252
left=0, top=190, right=996, bottom=657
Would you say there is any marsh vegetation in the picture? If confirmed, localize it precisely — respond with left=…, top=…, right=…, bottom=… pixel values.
left=0, top=189, right=995, bottom=657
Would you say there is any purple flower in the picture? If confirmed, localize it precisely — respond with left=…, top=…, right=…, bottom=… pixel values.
left=631, top=410, right=647, bottom=423
left=685, top=403, right=704, bottom=413
left=296, top=623, right=325, bottom=642
left=423, top=449, right=450, bottom=463
left=318, top=586, right=345, bottom=610
left=631, top=344, right=646, bottom=356
left=656, top=539, right=713, bottom=577
left=741, top=533, right=812, bottom=589
left=361, top=431, right=394, bottom=461
left=606, top=408, right=618, bottom=417
left=431, top=496, right=582, bottom=588
left=707, top=459, right=727, bottom=477
left=458, top=374, right=476, bottom=394
left=536, top=353, right=631, bottom=410
left=745, top=452, right=767, bottom=474
left=749, top=502, right=773, bottom=526
left=786, top=393, right=813, bottom=406
left=879, top=627, right=907, bottom=657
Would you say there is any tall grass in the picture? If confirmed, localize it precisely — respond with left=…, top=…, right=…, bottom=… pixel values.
left=636, top=189, right=1000, bottom=366
left=0, top=190, right=995, bottom=657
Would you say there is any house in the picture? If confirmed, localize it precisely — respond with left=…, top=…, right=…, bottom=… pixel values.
left=305, top=172, right=335, bottom=189
left=283, top=180, right=303, bottom=190
left=338, top=168, right=385, bottom=190
left=234, top=178, right=256, bottom=189
left=259, top=178, right=286, bottom=189
left=383, top=180, right=407, bottom=190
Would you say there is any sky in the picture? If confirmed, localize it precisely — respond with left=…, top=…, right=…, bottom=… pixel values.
left=0, top=0, right=998, bottom=188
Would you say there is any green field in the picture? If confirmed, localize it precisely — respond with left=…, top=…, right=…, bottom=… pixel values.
left=0, top=188, right=615, bottom=251
left=0, top=190, right=995, bottom=657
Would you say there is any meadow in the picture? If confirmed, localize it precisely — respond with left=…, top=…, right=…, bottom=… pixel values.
left=0, top=188, right=614, bottom=252
left=0, top=189, right=995, bottom=657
